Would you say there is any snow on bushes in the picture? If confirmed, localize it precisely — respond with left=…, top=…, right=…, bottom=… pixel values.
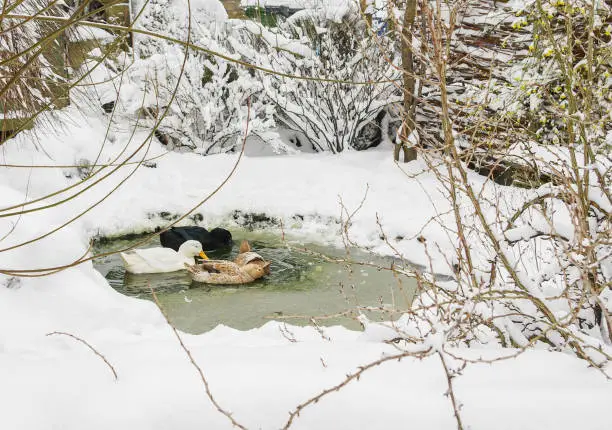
left=84, top=0, right=400, bottom=154
left=247, top=5, right=402, bottom=152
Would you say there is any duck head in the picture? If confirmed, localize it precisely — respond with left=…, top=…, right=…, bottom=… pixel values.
left=178, top=240, right=208, bottom=259
left=210, top=228, right=233, bottom=247
left=243, top=261, right=271, bottom=279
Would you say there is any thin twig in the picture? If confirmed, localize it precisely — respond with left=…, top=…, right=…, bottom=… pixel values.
left=282, top=347, right=432, bottom=429
left=438, top=351, right=465, bottom=430
left=149, top=286, right=248, bottom=430
left=46, top=331, right=118, bottom=380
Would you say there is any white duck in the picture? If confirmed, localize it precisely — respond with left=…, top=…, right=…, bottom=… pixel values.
left=120, top=240, right=208, bottom=274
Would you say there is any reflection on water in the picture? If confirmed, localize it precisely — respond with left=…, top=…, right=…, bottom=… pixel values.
left=93, top=231, right=417, bottom=333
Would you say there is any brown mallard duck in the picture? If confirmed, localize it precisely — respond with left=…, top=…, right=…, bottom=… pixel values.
left=185, top=240, right=271, bottom=284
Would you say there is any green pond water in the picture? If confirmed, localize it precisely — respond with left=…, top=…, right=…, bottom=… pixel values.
left=93, top=231, right=417, bottom=333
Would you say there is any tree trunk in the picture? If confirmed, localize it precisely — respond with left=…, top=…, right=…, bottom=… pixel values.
left=360, top=0, right=372, bottom=27
left=395, top=0, right=418, bottom=162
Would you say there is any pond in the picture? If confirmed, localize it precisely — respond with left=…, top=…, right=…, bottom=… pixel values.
left=93, top=230, right=418, bottom=333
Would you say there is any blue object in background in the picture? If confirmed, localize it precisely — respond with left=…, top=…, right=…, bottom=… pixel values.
left=373, top=17, right=388, bottom=36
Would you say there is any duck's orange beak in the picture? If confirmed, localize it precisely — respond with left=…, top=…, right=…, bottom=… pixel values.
left=199, top=251, right=209, bottom=260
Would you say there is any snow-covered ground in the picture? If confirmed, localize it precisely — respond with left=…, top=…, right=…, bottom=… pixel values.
left=1, top=103, right=611, bottom=429
left=3, top=324, right=611, bottom=430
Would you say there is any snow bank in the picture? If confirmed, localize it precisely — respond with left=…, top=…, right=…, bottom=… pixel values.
left=2, top=320, right=611, bottom=430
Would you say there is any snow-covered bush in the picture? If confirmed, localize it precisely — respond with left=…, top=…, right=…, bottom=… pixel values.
left=126, top=46, right=274, bottom=153
left=242, top=4, right=402, bottom=152
left=97, top=0, right=275, bottom=153
left=74, top=0, right=402, bottom=154
left=375, top=0, right=612, bottom=369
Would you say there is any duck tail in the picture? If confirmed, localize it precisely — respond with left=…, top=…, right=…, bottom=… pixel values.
left=239, top=240, right=251, bottom=253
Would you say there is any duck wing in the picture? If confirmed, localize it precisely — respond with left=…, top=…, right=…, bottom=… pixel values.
left=125, top=248, right=190, bottom=273
left=177, top=226, right=209, bottom=241
left=187, top=259, right=257, bottom=284
left=200, top=260, right=242, bottom=276
left=234, top=251, right=265, bottom=266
